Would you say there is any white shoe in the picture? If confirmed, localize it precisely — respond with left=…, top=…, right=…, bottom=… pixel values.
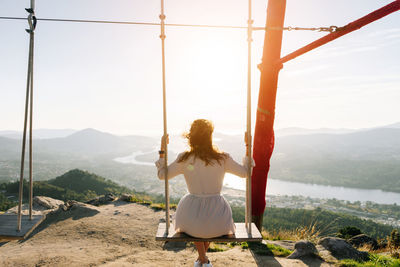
left=202, top=260, right=212, bottom=267
left=194, top=260, right=202, bottom=267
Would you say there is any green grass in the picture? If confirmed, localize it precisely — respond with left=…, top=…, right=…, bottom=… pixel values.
left=265, top=243, right=293, bottom=257
left=261, top=223, right=322, bottom=243
left=124, top=194, right=177, bottom=211
left=207, top=243, right=226, bottom=252
left=149, top=203, right=177, bottom=211
left=238, top=242, right=293, bottom=257
left=227, top=242, right=241, bottom=248
left=339, top=254, right=400, bottom=267
left=241, top=242, right=249, bottom=249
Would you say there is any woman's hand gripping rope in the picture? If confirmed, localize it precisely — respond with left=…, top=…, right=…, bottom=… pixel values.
left=159, top=134, right=169, bottom=158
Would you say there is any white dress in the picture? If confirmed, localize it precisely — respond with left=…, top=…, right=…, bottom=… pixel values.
left=155, top=153, right=249, bottom=238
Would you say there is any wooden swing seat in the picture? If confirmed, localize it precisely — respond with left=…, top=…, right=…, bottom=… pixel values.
left=156, top=222, right=262, bottom=242
left=0, top=214, right=46, bottom=240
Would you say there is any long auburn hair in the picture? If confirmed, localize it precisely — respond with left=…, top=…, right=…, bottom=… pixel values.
left=178, top=119, right=227, bottom=166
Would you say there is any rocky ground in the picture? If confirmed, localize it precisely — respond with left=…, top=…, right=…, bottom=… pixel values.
left=0, top=196, right=361, bottom=266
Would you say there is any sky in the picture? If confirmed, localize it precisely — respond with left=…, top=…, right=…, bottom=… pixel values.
left=0, top=0, right=399, bottom=135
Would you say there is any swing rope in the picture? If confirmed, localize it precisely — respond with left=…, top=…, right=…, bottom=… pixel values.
left=159, top=0, right=255, bottom=236
left=17, top=0, right=36, bottom=231
left=159, top=0, right=170, bottom=234
left=245, top=0, right=253, bottom=235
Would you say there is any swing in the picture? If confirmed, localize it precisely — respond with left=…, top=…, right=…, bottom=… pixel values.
left=1, top=0, right=397, bottom=243
left=155, top=0, right=262, bottom=242
left=0, top=2, right=46, bottom=241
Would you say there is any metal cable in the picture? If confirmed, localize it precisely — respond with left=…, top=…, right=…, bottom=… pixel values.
left=0, top=16, right=340, bottom=32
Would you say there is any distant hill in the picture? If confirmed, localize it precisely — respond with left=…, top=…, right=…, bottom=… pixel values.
left=274, top=128, right=400, bottom=161
left=214, top=126, right=400, bottom=192
left=274, top=121, right=400, bottom=136
left=0, top=129, right=77, bottom=139
left=0, top=137, right=20, bottom=160
left=382, top=121, right=400, bottom=129
left=0, top=169, right=133, bottom=203
left=0, top=128, right=157, bottom=160
left=1, top=124, right=400, bottom=192
left=269, top=128, right=400, bottom=192
left=275, top=127, right=356, bottom=136
left=48, top=169, right=131, bottom=195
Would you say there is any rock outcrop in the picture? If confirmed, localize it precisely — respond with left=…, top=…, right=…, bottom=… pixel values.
left=348, top=234, right=378, bottom=250
left=119, top=193, right=133, bottom=202
left=317, top=237, right=369, bottom=262
left=86, top=193, right=117, bottom=206
left=6, top=196, right=66, bottom=215
left=287, top=240, right=318, bottom=259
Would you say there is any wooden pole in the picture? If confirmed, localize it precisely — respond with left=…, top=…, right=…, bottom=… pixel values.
left=251, top=0, right=286, bottom=231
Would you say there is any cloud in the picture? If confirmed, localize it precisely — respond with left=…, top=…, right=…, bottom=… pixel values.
left=283, top=64, right=331, bottom=77
left=319, top=73, right=400, bottom=84
left=367, top=28, right=400, bottom=38
left=386, top=33, right=400, bottom=39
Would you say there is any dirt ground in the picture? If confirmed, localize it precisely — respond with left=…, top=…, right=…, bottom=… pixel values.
left=0, top=201, right=332, bottom=267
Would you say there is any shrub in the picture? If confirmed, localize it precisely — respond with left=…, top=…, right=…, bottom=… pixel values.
left=390, top=230, right=400, bottom=249
left=337, top=226, right=362, bottom=239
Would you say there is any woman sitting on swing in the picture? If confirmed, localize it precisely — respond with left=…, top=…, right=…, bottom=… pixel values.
left=155, top=119, right=252, bottom=267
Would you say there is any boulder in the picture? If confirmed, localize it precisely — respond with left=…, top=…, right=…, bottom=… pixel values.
left=317, top=237, right=369, bottom=262
left=86, top=193, right=116, bottom=206
left=119, top=193, right=133, bottom=202
left=68, top=201, right=98, bottom=211
left=6, top=196, right=65, bottom=215
left=34, top=196, right=64, bottom=209
left=349, top=234, right=378, bottom=250
left=287, top=240, right=318, bottom=259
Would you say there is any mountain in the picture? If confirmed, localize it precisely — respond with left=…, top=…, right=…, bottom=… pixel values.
left=0, top=128, right=157, bottom=159
left=275, top=127, right=356, bottom=137
left=269, top=128, right=400, bottom=192
left=1, top=124, right=400, bottom=192
left=274, top=121, right=400, bottom=137
left=382, top=121, right=400, bottom=129
left=214, top=126, right=400, bottom=192
left=38, top=128, right=130, bottom=156
left=0, top=131, right=20, bottom=139
left=0, top=129, right=77, bottom=139
left=0, top=137, right=20, bottom=160
left=274, top=128, right=400, bottom=161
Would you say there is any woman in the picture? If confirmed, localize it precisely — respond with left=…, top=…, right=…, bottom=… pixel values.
left=155, top=119, right=252, bottom=267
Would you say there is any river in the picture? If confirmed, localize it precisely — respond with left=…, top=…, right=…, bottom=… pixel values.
left=115, top=152, right=400, bottom=205
left=224, top=173, right=399, bottom=205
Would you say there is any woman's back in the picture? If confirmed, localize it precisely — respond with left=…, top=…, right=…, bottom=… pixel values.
left=155, top=119, right=251, bottom=239
left=157, top=153, right=247, bottom=195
